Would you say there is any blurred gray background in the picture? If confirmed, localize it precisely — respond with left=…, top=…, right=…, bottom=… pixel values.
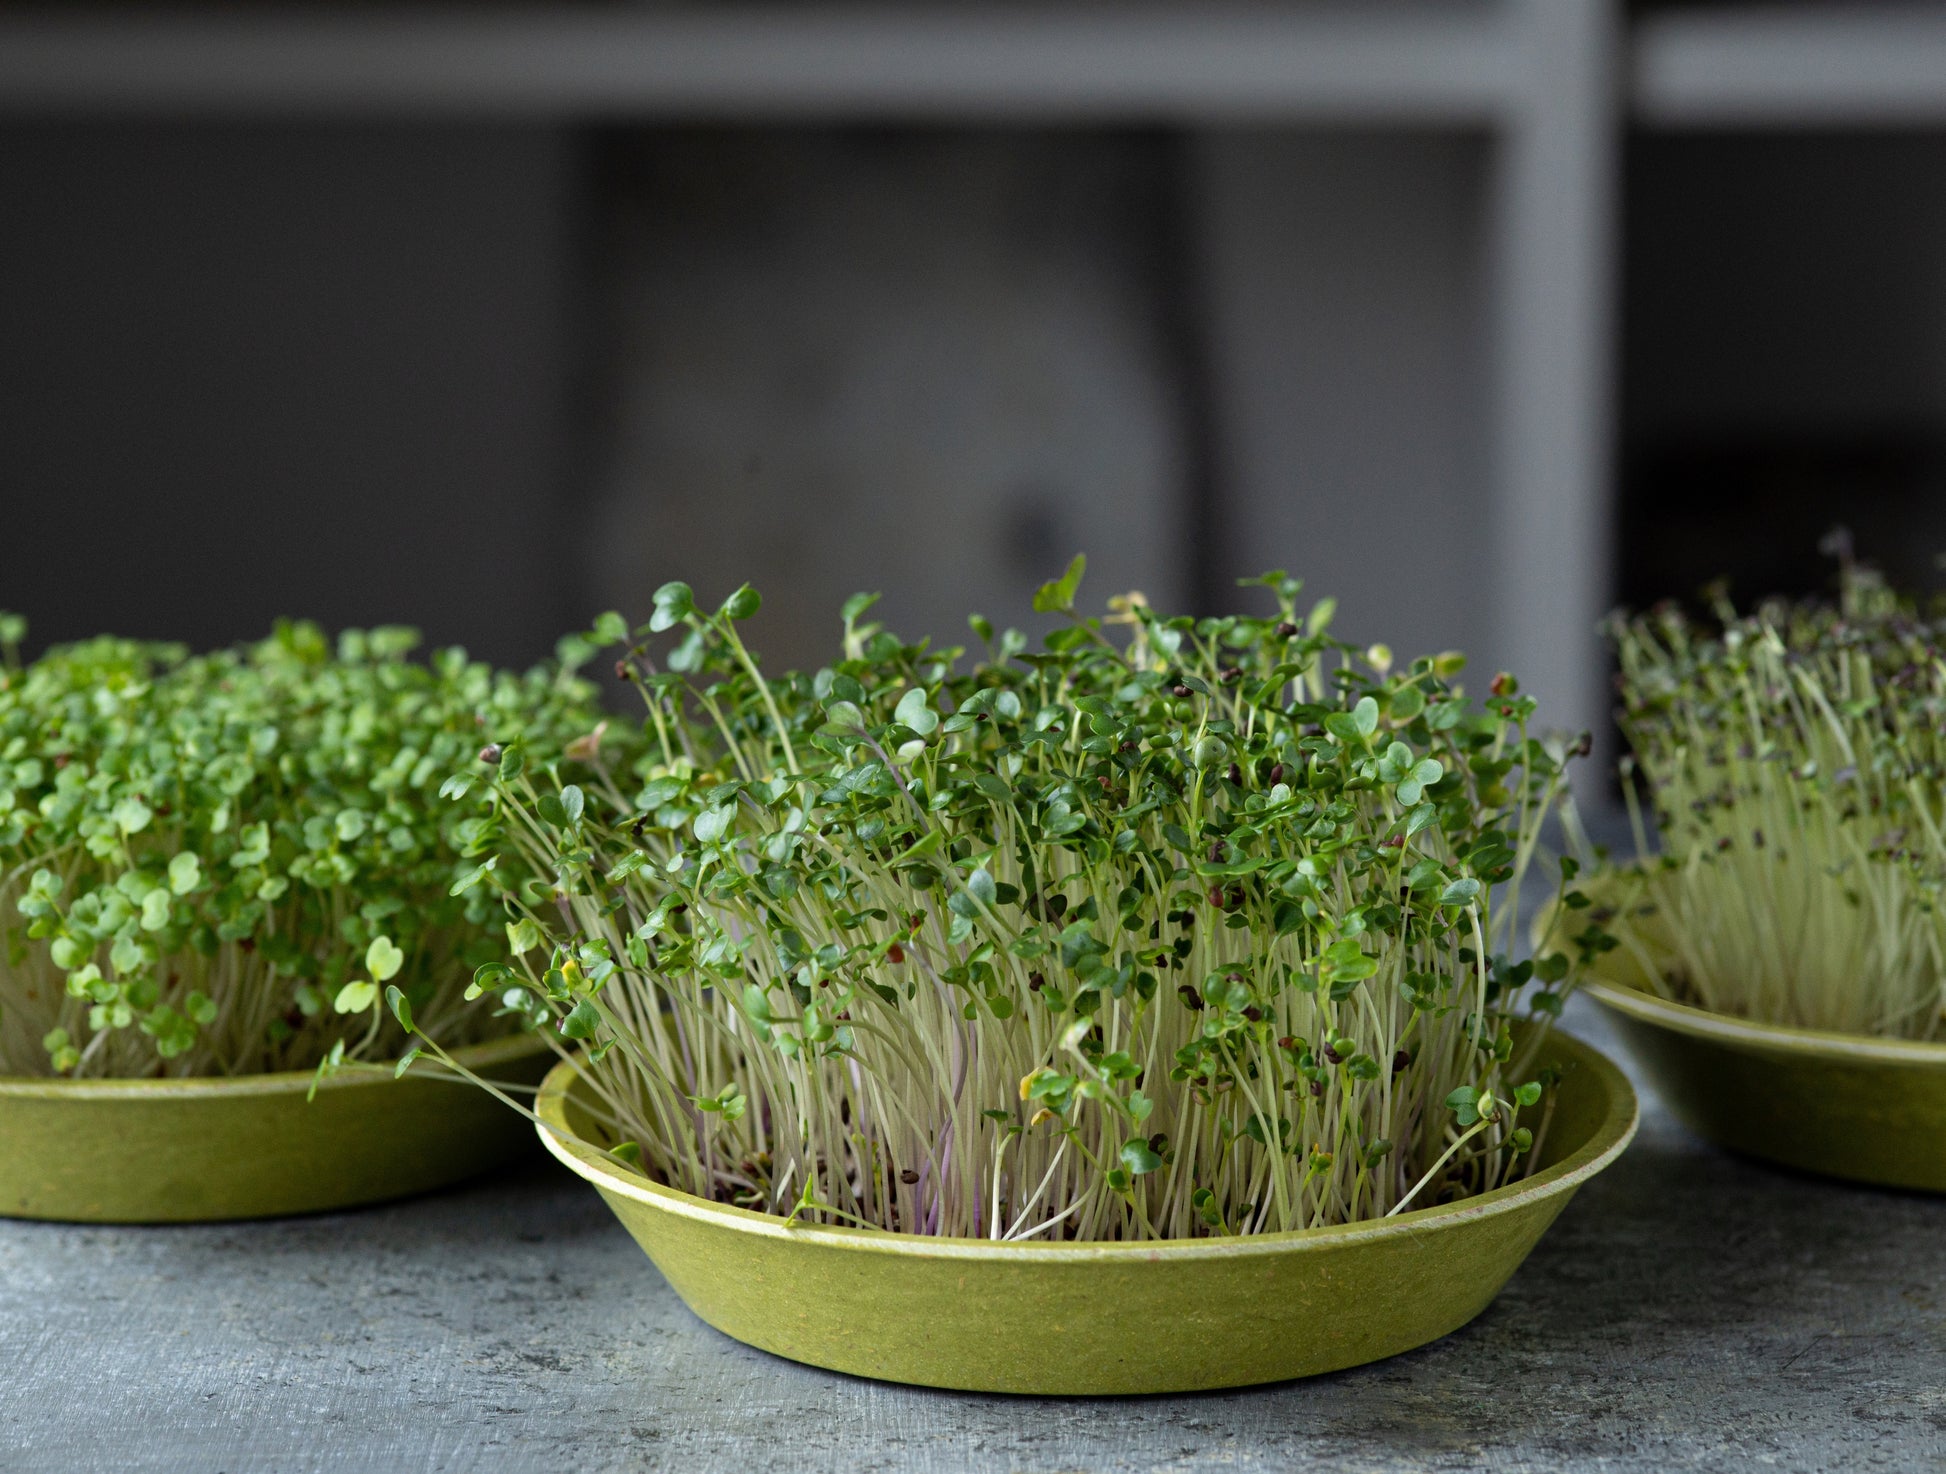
left=7, top=0, right=1946, bottom=769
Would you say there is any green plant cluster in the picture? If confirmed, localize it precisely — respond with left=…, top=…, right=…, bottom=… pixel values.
left=1600, top=558, right=1946, bottom=1040
left=0, top=617, right=614, bottom=1078
left=416, top=562, right=1601, bottom=1240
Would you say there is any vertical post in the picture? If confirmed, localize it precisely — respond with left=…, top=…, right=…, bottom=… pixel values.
left=1489, top=0, right=1620, bottom=783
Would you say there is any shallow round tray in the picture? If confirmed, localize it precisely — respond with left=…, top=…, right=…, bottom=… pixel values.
left=1584, top=977, right=1946, bottom=1192
left=0, top=1031, right=553, bottom=1223
left=536, top=1030, right=1636, bottom=1395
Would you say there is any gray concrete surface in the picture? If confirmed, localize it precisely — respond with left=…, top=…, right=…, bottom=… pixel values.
left=2, top=999, right=1942, bottom=1474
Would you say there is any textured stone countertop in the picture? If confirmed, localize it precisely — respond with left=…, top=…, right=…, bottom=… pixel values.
left=2, top=998, right=1942, bottom=1474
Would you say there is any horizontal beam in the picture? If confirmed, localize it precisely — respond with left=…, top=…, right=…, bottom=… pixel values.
left=1635, top=6, right=1946, bottom=127
left=0, top=4, right=1518, bottom=123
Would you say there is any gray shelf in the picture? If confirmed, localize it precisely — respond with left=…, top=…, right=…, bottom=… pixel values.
left=1636, top=4, right=1946, bottom=127
left=0, top=4, right=1517, bottom=122
left=19, top=4, right=1946, bottom=130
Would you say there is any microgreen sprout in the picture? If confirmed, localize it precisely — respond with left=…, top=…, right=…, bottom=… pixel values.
left=0, top=619, right=614, bottom=1077
left=1597, top=546, right=1946, bottom=1040
left=424, top=563, right=1597, bottom=1239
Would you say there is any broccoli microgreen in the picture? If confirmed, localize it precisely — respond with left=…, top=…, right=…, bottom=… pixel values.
left=1596, top=541, right=1946, bottom=1040
left=415, top=562, right=1594, bottom=1239
left=0, top=619, right=615, bottom=1077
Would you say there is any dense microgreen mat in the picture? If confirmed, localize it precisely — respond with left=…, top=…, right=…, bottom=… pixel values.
left=1599, top=549, right=1946, bottom=1041
left=415, top=561, right=1604, bottom=1239
left=0, top=616, right=612, bottom=1078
